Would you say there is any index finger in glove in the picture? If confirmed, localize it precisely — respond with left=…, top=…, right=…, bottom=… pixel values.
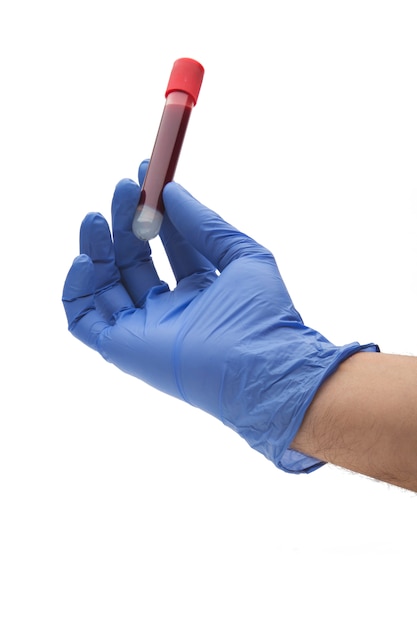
left=111, top=178, right=168, bottom=306
left=162, top=183, right=271, bottom=272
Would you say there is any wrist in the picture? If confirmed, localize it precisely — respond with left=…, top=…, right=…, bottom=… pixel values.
left=292, top=351, right=417, bottom=491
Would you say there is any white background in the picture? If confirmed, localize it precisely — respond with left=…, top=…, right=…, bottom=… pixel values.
left=1, top=1, right=416, bottom=624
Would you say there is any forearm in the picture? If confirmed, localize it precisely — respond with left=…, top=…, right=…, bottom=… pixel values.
left=292, top=352, right=417, bottom=491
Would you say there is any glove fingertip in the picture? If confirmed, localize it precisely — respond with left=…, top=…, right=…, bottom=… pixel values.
left=62, top=254, right=94, bottom=302
left=79, top=212, right=112, bottom=257
left=80, top=211, right=106, bottom=228
left=112, top=178, right=141, bottom=213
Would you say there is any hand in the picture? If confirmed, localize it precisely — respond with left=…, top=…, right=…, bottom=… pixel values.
left=62, top=164, right=376, bottom=473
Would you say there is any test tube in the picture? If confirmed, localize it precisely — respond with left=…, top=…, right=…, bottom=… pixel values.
left=132, top=58, right=205, bottom=241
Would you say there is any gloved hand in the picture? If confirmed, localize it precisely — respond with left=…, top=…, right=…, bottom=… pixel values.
left=63, top=163, right=378, bottom=473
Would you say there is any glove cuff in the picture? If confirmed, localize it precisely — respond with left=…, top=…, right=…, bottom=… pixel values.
left=220, top=335, right=379, bottom=474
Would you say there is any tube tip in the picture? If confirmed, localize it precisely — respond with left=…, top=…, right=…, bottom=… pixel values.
left=165, top=58, right=205, bottom=106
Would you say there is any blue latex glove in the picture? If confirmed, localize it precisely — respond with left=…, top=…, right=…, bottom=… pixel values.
left=63, top=164, right=378, bottom=473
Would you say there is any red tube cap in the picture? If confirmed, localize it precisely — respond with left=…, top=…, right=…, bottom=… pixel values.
left=165, top=58, right=205, bottom=106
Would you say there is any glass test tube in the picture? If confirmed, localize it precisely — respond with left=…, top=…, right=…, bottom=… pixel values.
left=132, top=58, right=205, bottom=241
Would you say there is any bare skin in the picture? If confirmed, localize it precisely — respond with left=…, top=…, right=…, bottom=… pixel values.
left=292, top=352, right=417, bottom=492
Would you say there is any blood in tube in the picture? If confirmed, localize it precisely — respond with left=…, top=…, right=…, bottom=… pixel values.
left=132, top=58, right=205, bottom=241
